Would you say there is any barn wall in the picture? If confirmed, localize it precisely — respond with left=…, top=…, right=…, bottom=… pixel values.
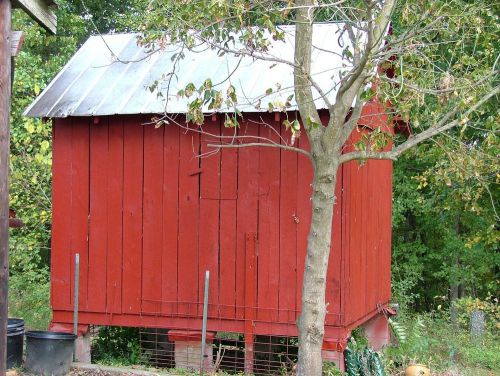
left=341, top=101, right=393, bottom=327
left=51, top=107, right=391, bottom=336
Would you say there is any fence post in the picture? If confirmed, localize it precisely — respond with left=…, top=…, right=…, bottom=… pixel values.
left=244, top=233, right=257, bottom=375
left=200, top=270, right=210, bottom=375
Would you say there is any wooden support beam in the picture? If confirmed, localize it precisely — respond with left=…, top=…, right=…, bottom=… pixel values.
left=0, top=1, right=12, bottom=373
left=12, top=0, right=57, bottom=35
left=10, top=31, right=24, bottom=56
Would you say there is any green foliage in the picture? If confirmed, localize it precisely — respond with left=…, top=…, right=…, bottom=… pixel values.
left=344, top=338, right=388, bottom=376
left=392, top=144, right=499, bottom=310
left=8, top=261, right=50, bottom=330
left=388, top=318, right=407, bottom=345
left=452, top=296, right=500, bottom=332
left=383, top=312, right=500, bottom=374
left=389, top=0, right=499, bottom=312
left=8, top=4, right=83, bottom=328
left=323, top=362, right=343, bottom=376
left=91, top=326, right=143, bottom=365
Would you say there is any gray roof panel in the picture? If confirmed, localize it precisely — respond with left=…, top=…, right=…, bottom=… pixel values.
left=25, top=24, right=365, bottom=118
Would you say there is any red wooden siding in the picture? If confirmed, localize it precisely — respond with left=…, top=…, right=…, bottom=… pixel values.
left=341, top=100, right=393, bottom=326
left=161, top=123, right=180, bottom=315
left=107, top=118, right=124, bottom=314
left=177, top=123, right=200, bottom=317
left=122, top=118, right=144, bottom=314
left=51, top=121, right=73, bottom=311
left=199, top=118, right=221, bottom=317
left=69, top=119, right=90, bottom=311
left=142, top=124, right=164, bottom=314
left=87, top=117, right=109, bottom=312
left=279, top=119, right=298, bottom=325
left=51, top=105, right=392, bottom=338
left=257, top=114, right=281, bottom=325
left=219, top=124, right=238, bottom=319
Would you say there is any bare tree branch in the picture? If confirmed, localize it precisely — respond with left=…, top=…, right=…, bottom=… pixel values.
left=322, top=0, right=395, bottom=151
left=208, top=142, right=311, bottom=158
left=294, top=0, right=324, bottom=150
left=381, top=70, right=498, bottom=95
left=339, top=85, right=500, bottom=164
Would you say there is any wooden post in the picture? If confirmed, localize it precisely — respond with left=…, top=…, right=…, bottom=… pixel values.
left=0, top=1, right=12, bottom=374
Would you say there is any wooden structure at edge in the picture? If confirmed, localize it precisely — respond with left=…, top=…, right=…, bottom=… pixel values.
left=48, top=101, right=392, bottom=348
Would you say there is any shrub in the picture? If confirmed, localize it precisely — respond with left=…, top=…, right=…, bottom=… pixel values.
left=91, top=326, right=143, bottom=365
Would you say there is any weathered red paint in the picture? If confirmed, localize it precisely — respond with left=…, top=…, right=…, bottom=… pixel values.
left=50, top=102, right=393, bottom=345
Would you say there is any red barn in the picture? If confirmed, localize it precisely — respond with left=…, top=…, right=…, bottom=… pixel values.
left=25, top=25, right=393, bottom=372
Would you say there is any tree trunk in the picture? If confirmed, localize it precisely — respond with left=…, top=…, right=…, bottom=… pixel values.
left=450, top=215, right=462, bottom=328
left=297, top=157, right=338, bottom=376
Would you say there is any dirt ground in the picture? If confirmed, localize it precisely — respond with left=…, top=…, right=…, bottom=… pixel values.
left=68, top=370, right=132, bottom=376
left=8, top=367, right=166, bottom=376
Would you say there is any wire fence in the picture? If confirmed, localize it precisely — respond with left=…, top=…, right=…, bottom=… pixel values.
left=139, top=328, right=300, bottom=375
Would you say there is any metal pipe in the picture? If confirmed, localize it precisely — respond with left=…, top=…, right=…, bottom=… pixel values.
left=73, top=253, right=80, bottom=361
left=200, top=270, right=210, bottom=375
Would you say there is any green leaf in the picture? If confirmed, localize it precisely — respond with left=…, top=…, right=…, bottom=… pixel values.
left=360, top=88, right=375, bottom=101
left=306, top=116, right=320, bottom=129
left=185, top=82, right=196, bottom=97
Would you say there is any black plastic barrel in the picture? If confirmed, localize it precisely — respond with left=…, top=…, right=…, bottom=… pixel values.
left=25, top=331, right=76, bottom=376
left=7, top=318, right=24, bottom=369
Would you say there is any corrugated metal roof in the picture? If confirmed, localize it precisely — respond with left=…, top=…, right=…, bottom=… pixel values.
left=25, top=23, right=360, bottom=118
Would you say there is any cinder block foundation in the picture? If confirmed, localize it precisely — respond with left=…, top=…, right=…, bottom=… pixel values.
left=322, top=337, right=348, bottom=372
left=168, top=330, right=215, bottom=372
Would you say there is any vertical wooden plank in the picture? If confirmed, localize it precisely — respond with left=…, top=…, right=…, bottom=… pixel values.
left=257, top=116, right=281, bottom=324
left=51, top=120, right=73, bottom=311
left=383, top=159, right=393, bottom=303
left=177, top=124, right=200, bottom=316
left=295, top=131, right=312, bottom=317
left=279, top=123, right=298, bottom=324
left=107, top=118, right=124, bottom=314
left=325, top=172, right=343, bottom=326
left=87, top=118, right=109, bottom=312
left=70, top=118, right=90, bottom=311
left=365, top=159, right=378, bottom=311
left=219, top=124, right=238, bottom=319
left=161, top=124, right=180, bottom=314
left=122, top=118, right=143, bottom=314
left=357, top=156, right=370, bottom=318
left=341, top=158, right=351, bottom=326
left=142, top=124, right=164, bottom=314
left=380, top=104, right=393, bottom=305
left=343, top=128, right=363, bottom=324
left=236, top=119, right=259, bottom=320
left=199, top=118, right=221, bottom=316
left=351, top=146, right=368, bottom=322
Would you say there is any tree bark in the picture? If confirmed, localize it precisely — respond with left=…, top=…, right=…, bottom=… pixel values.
left=450, top=215, right=462, bottom=329
left=293, top=1, right=342, bottom=374
left=297, top=157, right=339, bottom=376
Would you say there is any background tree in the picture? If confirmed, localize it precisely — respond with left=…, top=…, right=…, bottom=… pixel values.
left=390, top=0, right=499, bottom=314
